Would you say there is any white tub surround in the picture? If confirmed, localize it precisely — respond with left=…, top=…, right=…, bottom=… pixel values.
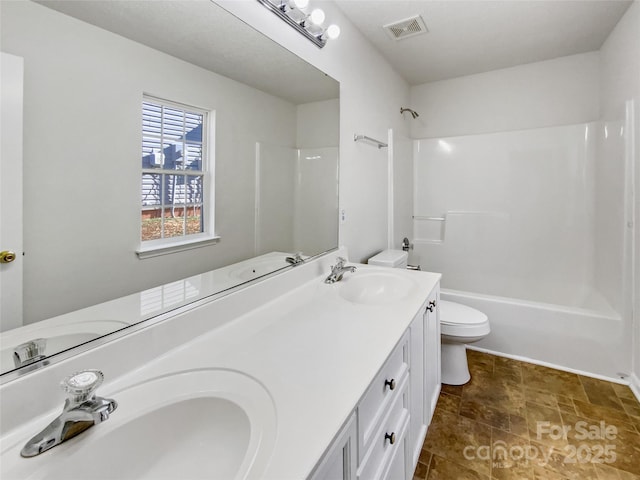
left=412, top=121, right=633, bottom=380
left=0, top=251, right=441, bottom=480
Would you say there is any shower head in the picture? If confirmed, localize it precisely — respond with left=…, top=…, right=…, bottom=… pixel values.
left=400, top=107, right=419, bottom=119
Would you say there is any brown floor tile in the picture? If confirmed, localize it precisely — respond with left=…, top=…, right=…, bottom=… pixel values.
left=441, top=382, right=464, bottom=397
left=628, top=416, right=640, bottom=434
left=521, top=363, right=589, bottom=402
left=580, top=376, right=625, bottom=412
left=491, top=428, right=533, bottom=476
left=557, top=395, right=577, bottom=415
left=423, top=409, right=492, bottom=477
left=525, top=387, right=560, bottom=409
left=414, top=459, right=429, bottom=480
left=594, top=463, right=640, bottom=479
left=620, top=398, right=640, bottom=418
left=530, top=443, right=598, bottom=480
left=495, top=366, right=524, bottom=385
left=460, top=397, right=511, bottom=430
left=463, top=372, right=527, bottom=417
left=436, top=392, right=461, bottom=414
left=471, top=360, right=496, bottom=377
left=426, top=453, right=490, bottom=480
left=553, top=407, right=640, bottom=477
left=468, top=349, right=496, bottom=368
left=525, top=401, right=568, bottom=449
left=494, top=355, right=526, bottom=370
left=492, top=465, right=535, bottom=479
left=415, top=353, right=640, bottom=480
left=611, top=384, right=637, bottom=402
left=509, top=414, right=530, bottom=440
left=572, top=399, right=635, bottom=433
left=418, top=448, right=433, bottom=466
left=604, top=427, right=640, bottom=476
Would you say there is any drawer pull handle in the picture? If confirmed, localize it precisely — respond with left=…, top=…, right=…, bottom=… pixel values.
left=427, top=300, right=437, bottom=312
left=384, top=378, right=396, bottom=391
left=385, top=432, right=396, bottom=445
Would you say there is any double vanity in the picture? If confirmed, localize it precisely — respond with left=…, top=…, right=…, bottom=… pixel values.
left=0, top=249, right=441, bottom=480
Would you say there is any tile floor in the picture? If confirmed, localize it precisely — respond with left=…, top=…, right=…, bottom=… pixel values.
left=413, top=350, right=640, bottom=480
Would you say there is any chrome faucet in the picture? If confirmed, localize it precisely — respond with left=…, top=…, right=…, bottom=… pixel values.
left=13, top=338, right=47, bottom=368
left=324, top=257, right=356, bottom=284
left=21, top=370, right=117, bottom=457
left=285, top=252, right=304, bottom=265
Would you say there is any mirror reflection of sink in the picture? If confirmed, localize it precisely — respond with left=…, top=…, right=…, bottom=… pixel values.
left=339, top=271, right=417, bottom=305
left=1, top=369, right=277, bottom=480
left=229, top=254, right=292, bottom=282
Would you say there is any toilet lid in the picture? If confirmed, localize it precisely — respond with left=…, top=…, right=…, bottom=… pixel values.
left=439, top=300, right=488, bottom=325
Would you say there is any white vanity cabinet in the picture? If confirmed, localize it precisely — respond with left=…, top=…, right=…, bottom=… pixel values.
left=311, top=283, right=441, bottom=480
left=357, top=332, right=410, bottom=480
left=409, top=286, right=441, bottom=467
left=423, top=287, right=441, bottom=424
left=310, top=413, right=357, bottom=480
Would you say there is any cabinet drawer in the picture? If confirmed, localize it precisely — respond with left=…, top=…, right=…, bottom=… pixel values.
left=358, top=333, right=409, bottom=458
left=358, top=375, right=409, bottom=480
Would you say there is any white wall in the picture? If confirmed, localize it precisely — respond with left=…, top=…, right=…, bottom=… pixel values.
left=297, top=99, right=339, bottom=149
left=255, top=143, right=296, bottom=255
left=392, top=131, right=413, bottom=250
left=294, top=147, right=339, bottom=255
left=1, top=1, right=298, bottom=322
left=410, top=52, right=600, bottom=139
left=599, top=0, right=640, bottom=389
left=218, top=1, right=411, bottom=263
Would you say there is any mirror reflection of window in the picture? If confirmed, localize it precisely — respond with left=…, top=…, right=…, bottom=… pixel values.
left=141, top=97, right=209, bottom=243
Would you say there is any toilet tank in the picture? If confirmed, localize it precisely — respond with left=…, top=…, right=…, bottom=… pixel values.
left=367, top=249, right=408, bottom=268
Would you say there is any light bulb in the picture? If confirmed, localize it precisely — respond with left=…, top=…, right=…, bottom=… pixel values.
left=310, top=8, right=325, bottom=26
left=292, top=0, right=309, bottom=9
left=326, top=24, right=340, bottom=39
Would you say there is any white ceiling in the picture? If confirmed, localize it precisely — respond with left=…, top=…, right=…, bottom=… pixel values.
left=33, top=0, right=339, bottom=104
left=333, top=0, right=633, bottom=84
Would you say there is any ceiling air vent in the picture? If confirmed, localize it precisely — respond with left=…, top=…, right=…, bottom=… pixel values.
left=383, top=15, right=428, bottom=41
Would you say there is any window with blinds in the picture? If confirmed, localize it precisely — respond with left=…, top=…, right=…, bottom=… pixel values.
left=141, top=96, right=208, bottom=243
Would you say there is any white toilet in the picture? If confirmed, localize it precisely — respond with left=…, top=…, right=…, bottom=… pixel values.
left=368, top=249, right=490, bottom=386
left=439, top=300, right=490, bottom=385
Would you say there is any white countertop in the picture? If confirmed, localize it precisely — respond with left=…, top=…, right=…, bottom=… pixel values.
left=0, top=252, right=441, bottom=480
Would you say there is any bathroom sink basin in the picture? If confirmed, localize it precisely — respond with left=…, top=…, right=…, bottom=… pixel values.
left=1, top=370, right=277, bottom=480
left=339, top=271, right=417, bottom=305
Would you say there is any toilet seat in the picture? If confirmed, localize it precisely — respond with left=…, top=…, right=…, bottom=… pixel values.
left=440, top=300, right=490, bottom=337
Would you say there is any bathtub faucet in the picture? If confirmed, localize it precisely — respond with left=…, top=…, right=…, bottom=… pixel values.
left=325, top=257, right=356, bottom=284
left=21, top=370, right=117, bottom=457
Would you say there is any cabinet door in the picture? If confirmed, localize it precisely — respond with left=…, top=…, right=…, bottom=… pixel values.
left=383, top=432, right=407, bottom=480
left=408, top=309, right=425, bottom=468
left=310, top=413, right=357, bottom=480
left=424, top=286, right=441, bottom=424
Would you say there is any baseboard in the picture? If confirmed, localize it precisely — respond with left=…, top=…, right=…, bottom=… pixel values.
left=466, top=345, right=630, bottom=385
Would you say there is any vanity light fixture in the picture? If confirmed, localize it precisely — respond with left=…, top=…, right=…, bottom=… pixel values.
left=256, top=0, right=340, bottom=48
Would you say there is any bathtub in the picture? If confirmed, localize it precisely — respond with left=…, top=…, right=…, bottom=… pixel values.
left=440, top=288, right=627, bottom=381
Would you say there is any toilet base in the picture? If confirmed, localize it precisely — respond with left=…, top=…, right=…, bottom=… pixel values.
left=441, top=342, right=471, bottom=385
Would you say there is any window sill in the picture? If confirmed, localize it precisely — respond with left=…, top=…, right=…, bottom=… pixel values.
left=136, top=235, right=220, bottom=259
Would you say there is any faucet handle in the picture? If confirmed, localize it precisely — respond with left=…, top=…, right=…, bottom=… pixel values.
left=61, top=369, right=104, bottom=404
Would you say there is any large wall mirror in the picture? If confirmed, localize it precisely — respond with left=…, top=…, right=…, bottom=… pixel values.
left=0, top=0, right=339, bottom=377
